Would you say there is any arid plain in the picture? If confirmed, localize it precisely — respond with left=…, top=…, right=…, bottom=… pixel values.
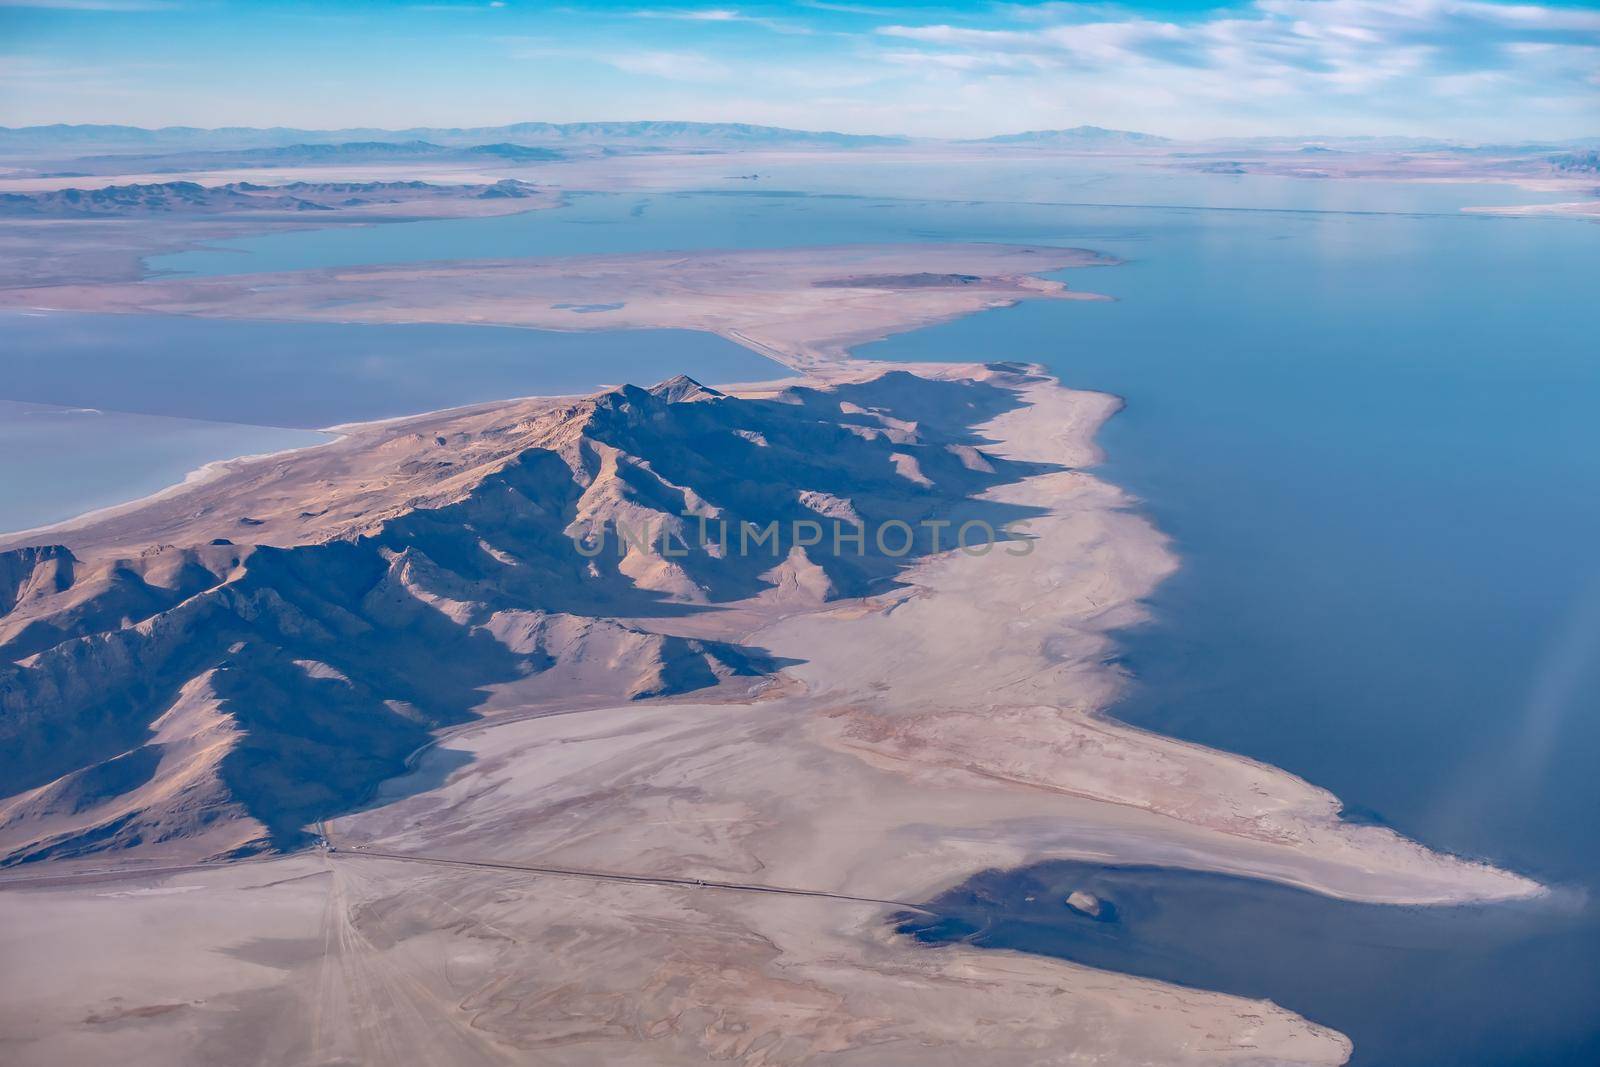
left=0, top=139, right=1565, bottom=1066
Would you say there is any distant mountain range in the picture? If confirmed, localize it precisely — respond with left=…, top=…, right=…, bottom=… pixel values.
left=2, top=121, right=1594, bottom=162
left=30, top=140, right=566, bottom=177
left=0, top=178, right=542, bottom=218
left=973, top=125, right=1173, bottom=147
left=0, top=121, right=911, bottom=157
left=1192, top=133, right=1600, bottom=153
left=108, top=140, right=563, bottom=165
left=1549, top=150, right=1600, bottom=174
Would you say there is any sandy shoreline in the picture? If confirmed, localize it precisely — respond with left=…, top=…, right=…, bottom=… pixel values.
left=0, top=242, right=1114, bottom=371
left=0, top=242, right=1103, bottom=548
left=0, top=238, right=1541, bottom=1065
left=0, top=429, right=338, bottom=545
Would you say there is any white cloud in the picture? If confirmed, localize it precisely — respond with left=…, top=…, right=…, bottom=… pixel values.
left=578, top=1, right=1596, bottom=139
left=5, top=0, right=1593, bottom=140
left=606, top=49, right=732, bottom=82
left=0, top=55, right=101, bottom=79
left=0, top=0, right=176, bottom=9
left=630, top=6, right=743, bottom=20
left=625, top=6, right=817, bottom=34
left=870, top=0, right=1599, bottom=133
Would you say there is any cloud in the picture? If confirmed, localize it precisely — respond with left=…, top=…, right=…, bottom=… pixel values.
left=509, top=39, right=733, bottom=84
left=0, top=0, right=176, bottom=9
left=607, top=48, right=732, bottom=81
left=629, top=7, right=744, bottom=21
left=624, top=6, right=817, bottom=34
left=5, top=0, right=1593, bottom=140
left=499, top=1, right=1595, bottom=138
left=0, top=54, right=103, bottom=80
left=0, top=52, right=173, bottom=80
left=874, top=0, right=1600, bottom=115
left=795, top=0, right=900, bottom=13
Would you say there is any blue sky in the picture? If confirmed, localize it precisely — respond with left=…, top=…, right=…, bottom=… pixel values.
left=2, top=1, right=1596, bottom=139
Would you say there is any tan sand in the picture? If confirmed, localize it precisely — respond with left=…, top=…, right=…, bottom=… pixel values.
left=0, top=851, right=1352, bottom=1067
left=0, top=360, right=1539, bottom=1066
left=314, top=367, right=1535, bottom=910
left=0, top=222, right=1541, bottom=1066
left=0, top=242, right=1112, bottom=373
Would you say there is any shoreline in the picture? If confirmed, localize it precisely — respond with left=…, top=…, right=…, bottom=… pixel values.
left=0, top=242, right=1542, bottom=1066
left=741, top=362, right=1542, bottom=908
left=1, top=260, right=1541, bottom=906
left=0, top=243, right=1102, bottom=549
left=0, top=428, right=339, bottom=546
left=0, top=368, right=807, bottom=551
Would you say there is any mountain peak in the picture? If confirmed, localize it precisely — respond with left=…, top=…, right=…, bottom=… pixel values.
left=0, top=370, right=1037, bottom=865
left=649, top=375, right=724, bottom=404
left=977, top=125, right=1171, bottom=147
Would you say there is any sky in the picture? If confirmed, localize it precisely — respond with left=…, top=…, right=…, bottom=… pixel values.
left=1, top=0, right=1597, bottom=140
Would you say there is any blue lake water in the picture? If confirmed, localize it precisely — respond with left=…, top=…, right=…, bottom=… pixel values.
left=146, top=166, right=1560, bottom=278
left=854, top=201, right=1600, bottom=1064
left=0, top=310, right=780, bottom=530
left=1, top=312, right=782, bottom=428
left=0, top=400, right=324, bottom=534
left=859, top=208, right=1600, bottom=892
left=12, top=167, right=1599, bottom=1060
left=899, top=861, right=1594, bottom=1067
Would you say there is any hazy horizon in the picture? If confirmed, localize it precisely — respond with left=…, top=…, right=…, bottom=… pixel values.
left=4, top=117, right=1597, bottom=148
left=3, top=0, right=1597, bottom=142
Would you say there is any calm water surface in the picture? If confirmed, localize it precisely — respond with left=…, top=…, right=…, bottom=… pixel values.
left=14, top=167, right=1598, bottom=1059
left=899, top=861, right=1594, bottom=1067
left=1, top=311, right=779, bottom=528
left=147, top=164, right=1558, bottom=278
left=855, top=195, right=1600, bottom=1065
left=2, top=312, right=782, bottom=428
left=0, top=400, right=324, bottom=534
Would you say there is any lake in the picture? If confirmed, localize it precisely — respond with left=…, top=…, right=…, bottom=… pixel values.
left=853, top=190, right=1600, bottom=1064
left=0, top=400, right=324, bottom=535
left=146, top=162, right=1561, bottom=279
left=898, top=860, right=1594, bottom=1067
left=11, top=166, right=1597, bottom=1061
left=0, top=311, right=782, bottom=531
left=1, top=311, right=783, bottom=428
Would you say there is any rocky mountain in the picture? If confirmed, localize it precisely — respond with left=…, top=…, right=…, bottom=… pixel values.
left=1550, top=150, right=1600, bottom=174
left=0, top=121, right=909, bottom=159
left=0, top=370, right=1050, bottom=866
left=977, top=125, right=1172, bottom=147
left=6, top=123, right=1591, bottom=164
left=31, top=140, right=565, bottom=177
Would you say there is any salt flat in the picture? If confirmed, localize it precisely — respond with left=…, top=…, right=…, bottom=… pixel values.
left=0, top=151, right=1569, bottom=1067
left=0, top=356, right=1535, bottom=1065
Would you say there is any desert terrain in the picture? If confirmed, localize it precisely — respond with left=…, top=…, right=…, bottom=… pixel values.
left=0, top=139, right=1556, bottom=1066
left=0, top=243, right=1109, bottom=373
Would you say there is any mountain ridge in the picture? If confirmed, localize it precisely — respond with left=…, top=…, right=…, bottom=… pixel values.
left=0, top=178, right=544, bottom=217
left=0, top=120, right=911, bottom=156
left=0, top=368, right=1053, bottom=868
left=5, top=122, right=1596, bottom=159
left=973, top=125, right=1173, bottom=146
